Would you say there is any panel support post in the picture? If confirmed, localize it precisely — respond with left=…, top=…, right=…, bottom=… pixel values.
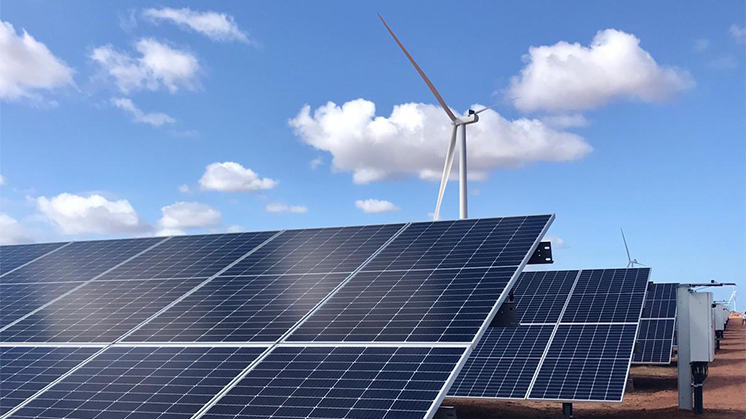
left=677, top=285, right=693, bottom=410
left=562, top=403, right=573, bottom=419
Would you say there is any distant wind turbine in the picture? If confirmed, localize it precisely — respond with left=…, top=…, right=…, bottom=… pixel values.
left=621, top=228, right=646, bottom=268
left=378, top=14, right=496, bottom=221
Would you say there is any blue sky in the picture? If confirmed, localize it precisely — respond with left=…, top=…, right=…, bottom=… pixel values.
left=1, top=1, right=744, bottom=303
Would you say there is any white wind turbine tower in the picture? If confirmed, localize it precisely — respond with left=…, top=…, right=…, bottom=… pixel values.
left=379, top=14, right=493, bottom=220
left=620, top=228, right=645, bottom=268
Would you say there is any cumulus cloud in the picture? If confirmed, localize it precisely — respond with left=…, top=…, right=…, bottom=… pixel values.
left=143, top=7, right=250, bottom=43
left=355, top=199, right=399, bottom=214
left=265, top=203, right=308, bottom=214
left=0, top=21, right=74, bottom=101
left=290, top=99, right=591, bottom=184
left=156, top=201, right=221, bottom=235
left=730, top=24, right=746, bottom=43
left=508, top=29, right=694, bottom=112
left=0, top=213, right=33, bottom=244
left=111, top=97, right=175, bottom=127
left=90, top=38, right=199, bottom=94
left=199, top=162, right=278, bottom=192
left=0, top=174, right=5, bottom=185
left=37, top=193, right=148, bottom=235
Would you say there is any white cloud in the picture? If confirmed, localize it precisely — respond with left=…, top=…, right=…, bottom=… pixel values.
left=355, top=199, right=399, bottom=214
left=730, top=24, right=746, bottom=43
left=0, top=213, right=33, bottom=244
left=0, top=21, right=74, bottom=101
left=0, top=174, right=5, bottom=185
left=111, top=97, right=175, bottom=127
left=37, top=193, right=147, bottom=235
left=157, top=201, right=221, bottom=235
left=199, top=162, right=278, bottom=192
left=309, top=157, right=323, bottom=169
left=540, top=113, right=589, bottom=129
left=265, top=203, right=308, bottom=214
left=290, top=99, right=591, bottom=184
left=178, top=184, right=190, bottom=193
left=226, top=225, right=244, bottom=233
left=508, top=29, right=694, bottom=112
left=143, top=7, right=250, bottom=43
left=693, top=38, right=710, bottom=52
left=90, top=38, right=199, bottom=94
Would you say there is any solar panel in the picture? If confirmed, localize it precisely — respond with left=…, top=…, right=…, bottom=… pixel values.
left=527, top=268, right=649, bottom=402
left=0, top=346, right=99, bottom=415
left=0, top=282, right=82, bottom=328
left=123, top=273, right=350, bottom=343
left=0, top=238, right=163, bottom=284
left=7, top=346, right=267, bottom=419
left=0, top=242, right=67, bottom=275
left=0, top=278, right=204, bottom=343
left=98, top=232, right=277, bottom=281
left=449, top=326, right=554, bottom=398
left=222, top=224, right=404, bottom=276
left=289, top=216, right=552, bottom=343
left=560, top=269, right=649, bottom=323
left=448, top=270, right=578, bottom=399
left=450, top=268, right=649, bottom=403
left=632, top=282, right=677, bottom=364
left=1, top=215, right=553, bottom=419
left=528, top=324, right=638, bottom=401
left=199, top=346, right=465, bottom=419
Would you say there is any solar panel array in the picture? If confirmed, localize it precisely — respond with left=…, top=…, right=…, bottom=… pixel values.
left=449, top=268, right=650, bottom=403
left=632, top=282, right=677, bottom=364
left=0, top=214, right=553, bottom=419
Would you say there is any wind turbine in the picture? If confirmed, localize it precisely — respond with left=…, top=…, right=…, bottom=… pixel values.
left=378, top=14, right=491, bottom=220
left=620, top=228, right=645, bottom=268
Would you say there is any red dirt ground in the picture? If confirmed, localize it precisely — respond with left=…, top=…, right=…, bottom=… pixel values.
left=445, top=320, right=746, bottom=418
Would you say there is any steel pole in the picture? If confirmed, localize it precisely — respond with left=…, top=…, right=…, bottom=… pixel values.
left=459, top=125, right=467, bottom=219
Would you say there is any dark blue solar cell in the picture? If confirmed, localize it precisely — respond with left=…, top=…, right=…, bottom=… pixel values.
left=528, top=324, right=638, bottom=402
left=123, top=272, right=350, bottom=343
left=0, top=242, right=67, bottom=275
left=642, top=283, right=678, bottom=318
left=513, top=270, right=578, bottom=324
left=201, top=346, right=465, bottom=419
left=98, top=231, right=277, bottom=280
left=222, top=224, right=404, bottom=276
left=561, top=268, right=650, bottom=323
left=0, top=282, right=82, bottom=328
left=1, top=278, right=204, bottom=343
left=288, top=267, right=519, bottom=343
left=449, top=326, right=554, bottom=398
left=362, top=216, right=552, bottom=272
left=632, top=319, right=676, bottom=364
left=0, top=237, right=163, bottom=284
left=0, top=346, right=98, bottom=415
left=7, top=346, right=266, bottom=419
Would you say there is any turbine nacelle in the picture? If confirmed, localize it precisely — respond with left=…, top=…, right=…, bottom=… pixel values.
left=455, top=112, right=479, bottom=126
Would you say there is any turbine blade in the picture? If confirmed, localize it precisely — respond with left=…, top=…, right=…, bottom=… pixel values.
left=620, top=228, right=632, bottom=263
left=474, top=97, right=521, bottom=114
left=434, top=125, right=459, bottom=220
left=378, top=13, right=456, bottom=122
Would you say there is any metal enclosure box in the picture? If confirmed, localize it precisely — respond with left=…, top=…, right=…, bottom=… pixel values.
left=714, top=304, right=726, bottom=332
left=689, top=291, right=715, bottom=362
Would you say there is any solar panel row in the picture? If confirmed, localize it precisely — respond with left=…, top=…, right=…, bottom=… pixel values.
left=449, top=268, right=650, bottom=402
left=632, top=282, right=677, bottom=364
left=0, top=215, right=554, bottom=419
